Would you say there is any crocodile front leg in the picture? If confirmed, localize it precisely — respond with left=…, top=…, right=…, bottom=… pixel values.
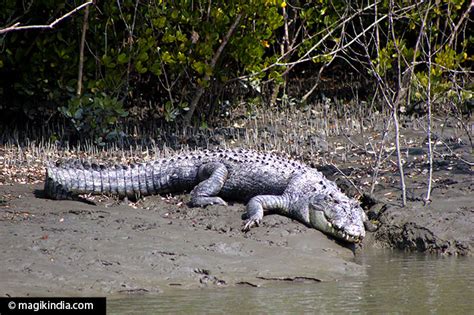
left=242, top=195, right=289, bottom=231
left=190, top=162, right=228, bottom=207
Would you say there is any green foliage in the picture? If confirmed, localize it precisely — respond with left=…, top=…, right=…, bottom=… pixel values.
left=163, top=101, right=189, bottom=122
left=1, top=0, right=288, bottom=128
left=412, top=46, right=472, bottom=104
left=362, top=0, right=472, bottom=109
left=60, top=93, right=128, bottom=145
left=0, top=0, right=471, bottom=137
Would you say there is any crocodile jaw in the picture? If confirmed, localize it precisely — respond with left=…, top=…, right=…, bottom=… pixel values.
left=309, top=210, right=365, bottom=243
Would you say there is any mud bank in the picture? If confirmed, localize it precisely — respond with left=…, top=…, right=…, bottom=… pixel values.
left=1, top=175, right=472, bottom=297
left=369, top=196, right=473, bottom=256
left=0, top=124, right=472, bottom=296
left=0, top=183, right=362, bottom=297
left=357, top=151, right=473, bottom=256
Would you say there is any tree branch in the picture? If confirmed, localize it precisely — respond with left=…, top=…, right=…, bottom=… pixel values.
left=0, top=1, right=94, bottom=35
left=77, top=4, right=91, bottom=96
left=184, top=13, right=242, bottom=123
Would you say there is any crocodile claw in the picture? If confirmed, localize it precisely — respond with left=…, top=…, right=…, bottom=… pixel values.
left=242, top=217, right=261, bottom=232
left=191, top=196, right=228, bottom=207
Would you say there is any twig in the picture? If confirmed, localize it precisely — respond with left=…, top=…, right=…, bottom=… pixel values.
left=433, top=148, right=474, bottom=166
left=358, top=0, right=407, bottom=206
left=417, top=125, right=474, bottom=167
left=448, top=2, right=474, bottom=47
left=405, top=1, right=431, bottom=113
left=76, top=4, right=91, bottom=96
left=329, top=163, right=363, bottom=197
left=370, top=115, right=392, bottom=194
left=301, top=52, right=336, bottom=103
left=275, top=10, right=388, bottom=68
left=0, top=1, right=94, bottom=35
left=342, top=133, right=372, bottom=156
left=232, top=1, right=381, bottom=82
left=424, top=27, right=433, bottom=204
left=117, top=0, right=140, bottom=99
left=388, top=0, right=407, bottom=206
left=184, top=13, right=242, bottom=123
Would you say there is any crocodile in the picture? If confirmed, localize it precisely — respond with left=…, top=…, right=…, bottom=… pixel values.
left=44, top=148, right=366, bottom=242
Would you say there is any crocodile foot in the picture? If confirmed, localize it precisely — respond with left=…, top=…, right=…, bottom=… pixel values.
left=242, top=215, right=262, bottom=232
left=191, top=196, right=228, bottom=207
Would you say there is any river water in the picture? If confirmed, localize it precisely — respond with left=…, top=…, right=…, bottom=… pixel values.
left=109, top=249, right=473, bottom=314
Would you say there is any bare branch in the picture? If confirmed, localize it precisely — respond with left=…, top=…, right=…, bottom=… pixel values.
left=424, top=28, right=433, bottom=204
left=277, top=13, right=388, bottom=68
left=233, top=1, right=381, bottom=82
left=0, top=1, right=94, bottom=35
left=448, top=1, right=474, bottom=47
left=77, top=5, right=91, bottom=96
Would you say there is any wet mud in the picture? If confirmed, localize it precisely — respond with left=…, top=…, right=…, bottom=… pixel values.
left=0, top=184, right=362, bottom=296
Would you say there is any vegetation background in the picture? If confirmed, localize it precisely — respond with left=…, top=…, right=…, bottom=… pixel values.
left=0, top=0, right=472, bottom=144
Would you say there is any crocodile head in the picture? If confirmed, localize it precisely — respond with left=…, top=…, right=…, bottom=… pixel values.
left=308, top=194, right=366, bottom=243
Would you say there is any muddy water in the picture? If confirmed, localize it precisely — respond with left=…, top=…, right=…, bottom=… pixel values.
left=109, top=249, right=474, bottom=314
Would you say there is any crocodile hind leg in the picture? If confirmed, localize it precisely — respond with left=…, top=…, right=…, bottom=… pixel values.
left=190, top=162, right=228, bottom=207
left=242, top=195, right=289, bottom=231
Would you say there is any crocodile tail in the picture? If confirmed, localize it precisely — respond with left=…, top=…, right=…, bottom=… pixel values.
left=44, top=161, right=159, bottom=200
left=44, top=162, right=74, bottom=200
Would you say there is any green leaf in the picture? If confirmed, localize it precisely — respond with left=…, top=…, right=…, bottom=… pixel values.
left=154, top=17, right=167, bottom=28
left=177, top=52, right=186, bottom=63
left=150, top=62, right=162, bottom=76
left=161, top=51, right=175, bottom=64
left=138, top=51, right=149, bottom=62
left=135, top=61, right=148, bottom=74
left=192, top=61, right=206, bottom=75
left=176, top=31, right=187, bottom=42
left=117, top=53, right=128, bottom=64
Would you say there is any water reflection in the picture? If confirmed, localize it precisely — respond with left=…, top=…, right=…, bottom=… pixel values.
left=352, top=250, right=474, bottom=313
left=109, top=250, right=474, bottom=314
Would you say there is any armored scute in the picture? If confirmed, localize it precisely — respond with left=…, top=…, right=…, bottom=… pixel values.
left=45, top=148, right=366, bottom=242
